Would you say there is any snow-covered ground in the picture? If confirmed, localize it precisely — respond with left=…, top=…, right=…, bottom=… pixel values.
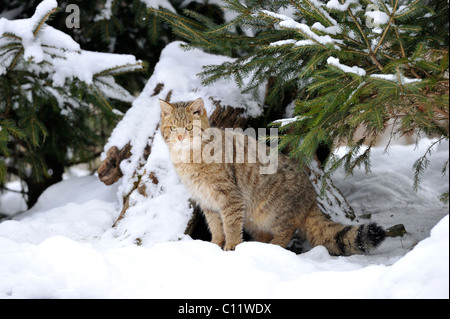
left=0, top=138, right=448, bottom=299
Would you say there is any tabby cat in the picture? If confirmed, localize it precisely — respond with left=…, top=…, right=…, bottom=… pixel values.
left=159, top=98, right=386, bottom=255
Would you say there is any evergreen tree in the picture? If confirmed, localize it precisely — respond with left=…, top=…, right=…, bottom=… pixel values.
left=155, top=0, right=449, bottom=194
left=0, top=0, right=145, bottom=207
left=0, top=0, right=179, bottom=94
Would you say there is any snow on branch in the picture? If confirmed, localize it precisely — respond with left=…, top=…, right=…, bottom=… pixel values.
left=271, top=116, right=304, bottom=127
left=0, top=0, right=144, bottom=102
left=370, top=73, right=422, bottom=85
left=140, top=0, right=176, bottom=13
left=94, top=0, right=114, bottom=21
left=51, top=51, right=142, bottom=87
left=312, top=22, right=342, bottom=35
left=261, top=10, right=339, bottom=47
left=270, top=39, right=315, bottom=47
left=326, top=0, right=359, bottom=12
left=327, top=56, right=366, bottom=76
left=364, top=10, right=389, bottom=26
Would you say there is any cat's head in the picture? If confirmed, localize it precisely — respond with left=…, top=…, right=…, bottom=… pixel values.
left=159, top=98, right=210, bottom=148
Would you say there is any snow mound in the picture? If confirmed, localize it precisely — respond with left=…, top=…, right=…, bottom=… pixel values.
left=0, top=139, right=448, bottom=298
left=0, top=211, right=447, bottom=298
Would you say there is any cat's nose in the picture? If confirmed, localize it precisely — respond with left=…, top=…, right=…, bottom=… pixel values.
left=178, top=135, right=184, bottom=141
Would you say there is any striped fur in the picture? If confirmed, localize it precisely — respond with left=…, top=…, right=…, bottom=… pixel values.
left=160, top=98, right=386, bottom=255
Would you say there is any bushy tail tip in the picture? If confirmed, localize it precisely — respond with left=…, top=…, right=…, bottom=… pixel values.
left=356, top=223, right=386, bottom=253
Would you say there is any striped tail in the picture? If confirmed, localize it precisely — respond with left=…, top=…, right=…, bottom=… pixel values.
left=302, top=207, right=386, bottom=256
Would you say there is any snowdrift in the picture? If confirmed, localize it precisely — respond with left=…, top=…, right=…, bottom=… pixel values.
left=0, top=138, right=448, bottom=298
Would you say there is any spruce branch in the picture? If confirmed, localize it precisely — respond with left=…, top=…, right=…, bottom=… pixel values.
left=8, top=48, right=24, bottom=72
left=346, top=5, right=371, bottom=52
left=373, top=0, right=399, bottom=55
left=412, top=138, right=443, bottom=192
left=32, top=7, right=58, bottom=37
left=93, top=62, right=147, bottom=78
left=303, top=0, right=336, bottom=27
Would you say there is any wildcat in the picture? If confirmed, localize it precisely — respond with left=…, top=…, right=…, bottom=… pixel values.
left=159, top=98, right=386, bottom=255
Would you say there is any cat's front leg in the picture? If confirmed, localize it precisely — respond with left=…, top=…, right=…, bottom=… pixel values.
left=221, top=198, right=245, bottom=251
left=202, top=209, right=225, bottom=248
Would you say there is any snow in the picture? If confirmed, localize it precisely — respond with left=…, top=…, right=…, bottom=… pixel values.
left=94, top=0, right=114, bottom=21
left=272, top=116, right=304, bottom=127
left=140, top=0, right=176, bottom=13
left=370, top=73, right=422, bottom=85
left=270, top=39, right=298, bottom=47
left=0, top=139, right=448, bottom=299
left=326, top=0, right=359, bottom=12
left=270, top=39, right=315, bottom=47
left=327, top=56, right=366, bottom=76
left=309, top=0, right=339, bottom=25
left=0, top=181, right=27, bottom=217
left=312, top=22, right=342, bottom=35
left=365, top=10, right=390, bottom=26
left=262, top=10, right=337, bottom=46
left=0, top=0, right=141, bottom=102
left=51, top=50, right=139, bottom=87
left=0, top=0, right=80, bottom=64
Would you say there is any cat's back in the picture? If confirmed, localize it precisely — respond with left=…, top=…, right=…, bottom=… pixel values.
left=227, top=130, right=316, bottom=209
left=173, top=127, right=316, bottom=213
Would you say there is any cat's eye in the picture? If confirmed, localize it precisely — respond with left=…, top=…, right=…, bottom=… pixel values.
left=185, top=125, right=193, bottom=131
left=170, top=126, right=177, bottom=132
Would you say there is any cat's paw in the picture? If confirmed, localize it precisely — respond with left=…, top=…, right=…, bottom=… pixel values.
left=223, top=242, right=241, bottom=251
left=211, top=238, right=225, bottom=249
left=223, top=243, right=236, bottom=251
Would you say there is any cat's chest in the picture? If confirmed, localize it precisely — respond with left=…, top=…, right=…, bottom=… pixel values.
left=174, top=164, right=220, bottom=210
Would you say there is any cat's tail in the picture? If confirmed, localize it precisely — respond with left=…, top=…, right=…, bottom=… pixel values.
left=301, top=207, right=386, bottom=256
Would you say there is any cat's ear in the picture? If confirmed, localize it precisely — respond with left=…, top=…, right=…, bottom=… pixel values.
left=159, top=99, right=174, bottom=117
left=188, top=98, right=206, bottom=116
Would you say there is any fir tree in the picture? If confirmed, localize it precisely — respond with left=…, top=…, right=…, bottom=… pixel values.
left=0, top=0, right=145, bottom=207
left=63, top=0, right=226, bottom=92
left=155, top=0, right=449, bottom=194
